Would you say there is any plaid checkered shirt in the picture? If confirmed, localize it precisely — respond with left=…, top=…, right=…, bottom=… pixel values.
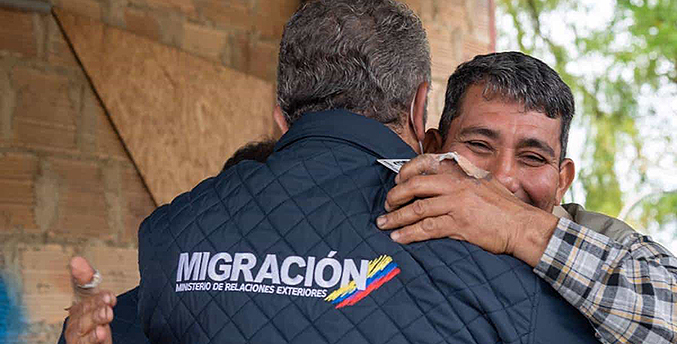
left=535, top=218, right=677, bottom=344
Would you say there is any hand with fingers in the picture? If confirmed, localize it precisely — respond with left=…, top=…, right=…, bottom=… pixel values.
left=376, top=153, right=559, bottom=267
left=63, top=256, right=116, bottom=344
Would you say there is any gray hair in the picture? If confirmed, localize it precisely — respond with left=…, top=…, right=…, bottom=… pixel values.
left=277, top=0, right=431, bottom=127
left=439, top=52, right=575, bottom=162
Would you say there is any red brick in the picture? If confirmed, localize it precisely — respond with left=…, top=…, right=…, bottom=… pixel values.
left=46, top=17, right=80, bottom=68
left=256, top=0, right=298, bottom=19
left=0, top=180, right=34, bottom=207
left=120, top=164, right=154, bottom=243
left=14, top=119, right=79, bottom=153
left=473, top=0, right=492, bottom=16
left=0, top=151, right=38, bottom=180
left=182, top=22, right=227, bottom=62
left=20, top=244, right=74, bottom=324
left=228, top=32, right=252, bottom=73
left=254, top=16, right=287, bottom=42
left=50, top=157, right=112, bottom=239
left=103, top=0, right=128, bottom=29
left=247, top=40, right=278, bottom=82
left=200, top=0, right=253, bottom=32
left=79, top=86, right=130, bottom=160
left=77, top=83, right=127, bottom=160
left=97, top=111, right=129, bottom=160
left=0, top=9, right=38, bottom=57
left=254, top=1, right=298, bottom=40
left=54, top=0, right=102, bottom=21
left=34, top=159, right=59, bottom=233
left=12, top=66, right=79, bottom=152
left=0, top=203, right=36, bottom=231
left=432, top=0, right=467, bottom=23
left=81, top=245, right=140, bottom=294
left=77, top=86, right=97, bottom=155
left=413, top=0, right=438, bottom=23
left=0, top=69, right=13, bottom=144
left=429, top=28, right=462, bottom=80
left=156, top=11, right=185, bottom=47
left=462, top=38, right=492, bottom=61
left=469, top=17, right=491, bottom=44
left=0, top=153, right=39, bottom=231
left=124, top=7, right=162, bottom=42
left=131, top=0, right=197, bottom=16
left=0, top=189, right=36, bottom=232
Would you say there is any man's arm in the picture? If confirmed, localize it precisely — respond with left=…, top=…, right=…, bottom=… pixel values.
left=376, top=154, right=677, bottom=344
left=535, top=218, right=677, bottom=344
left=378, top=153, right=558, bottom=266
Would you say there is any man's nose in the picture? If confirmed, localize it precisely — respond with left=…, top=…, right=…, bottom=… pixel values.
left=490, top=153, right=520, bottom=194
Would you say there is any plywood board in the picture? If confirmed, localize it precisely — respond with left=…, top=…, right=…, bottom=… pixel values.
left=55, top=10, right=277, bottom=205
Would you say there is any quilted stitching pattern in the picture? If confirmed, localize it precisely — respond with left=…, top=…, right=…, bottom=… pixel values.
left=138, top=112, right=597, bottom=344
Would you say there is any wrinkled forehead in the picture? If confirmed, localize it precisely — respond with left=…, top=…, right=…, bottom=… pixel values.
left=452, top=84, right=563, bottom=149
left=459, top=82, right=552, bottom=117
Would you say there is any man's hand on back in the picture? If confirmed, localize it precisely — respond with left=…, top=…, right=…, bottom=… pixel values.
left=376, top=154, right=560, bottom=267
left=64, top=256, right=116, bottom=344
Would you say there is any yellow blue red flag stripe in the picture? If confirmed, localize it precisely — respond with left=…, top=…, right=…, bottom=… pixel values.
left=325, top=255, right=400, bottom=309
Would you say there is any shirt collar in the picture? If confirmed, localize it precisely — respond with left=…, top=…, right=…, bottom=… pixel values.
left=274, top=109, right=416, bottom=159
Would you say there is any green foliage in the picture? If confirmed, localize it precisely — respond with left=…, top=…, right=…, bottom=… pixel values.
left=617, top=0, right=677, bottom=84
left=641, top=192, right=677, bottom=230
left=497, top=0, right=677, bottom=231
left=626, top=191, right=677, bottom=238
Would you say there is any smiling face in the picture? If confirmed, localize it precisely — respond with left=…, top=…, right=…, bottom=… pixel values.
left=439, top=84, right=575, bottom=212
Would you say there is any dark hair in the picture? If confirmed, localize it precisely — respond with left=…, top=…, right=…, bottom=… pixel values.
left=277, top=0, right=431, bottom=127
left=439, top=52, right=575, bottom=162
left=222, top=139, right=277, bottom=172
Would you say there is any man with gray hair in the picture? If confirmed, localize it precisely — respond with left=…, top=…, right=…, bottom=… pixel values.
left=62, top=1, right=600, bottom=343
left=131, top=1, right=595, bottom=343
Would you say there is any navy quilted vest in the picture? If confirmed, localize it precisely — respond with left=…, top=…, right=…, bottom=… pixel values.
left=138, top=110, right=597, bottom=344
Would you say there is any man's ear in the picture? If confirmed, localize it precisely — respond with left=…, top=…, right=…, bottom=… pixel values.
left=556, top=158, right=575, bottom=204
left=273, top=105, right=289, bottom=134
left=423, top=128, right=443, bottom=153
left=412, top=82, right=429, bottom=142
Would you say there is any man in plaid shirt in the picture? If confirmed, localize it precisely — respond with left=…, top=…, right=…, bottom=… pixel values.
left=377, top=52, right=677, bottom=344
left=62, top=51, right=674, bottom=343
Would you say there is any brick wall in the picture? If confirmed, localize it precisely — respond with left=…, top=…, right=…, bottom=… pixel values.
left=51, top=0, right=299, bottom=83
left=0, top=0, right=493, bottom=342
left=402, top=0, right=495, bottom=128
left=48, top=0, right=494, bottom=127
left=0, top=8, right=156, bottom=343
left=55, top=10, right=278, bottom=206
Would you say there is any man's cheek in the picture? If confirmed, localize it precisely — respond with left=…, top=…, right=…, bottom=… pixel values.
left=522, top=169, right=560, bottom=211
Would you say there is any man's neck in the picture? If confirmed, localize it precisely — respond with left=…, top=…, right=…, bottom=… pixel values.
left=387, top=122, right=422, bottom=154
left=274, top=110, right=417, bottom=159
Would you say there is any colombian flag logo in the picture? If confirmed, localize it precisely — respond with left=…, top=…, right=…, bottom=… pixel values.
left=324, top=255, right=400, bottom=309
